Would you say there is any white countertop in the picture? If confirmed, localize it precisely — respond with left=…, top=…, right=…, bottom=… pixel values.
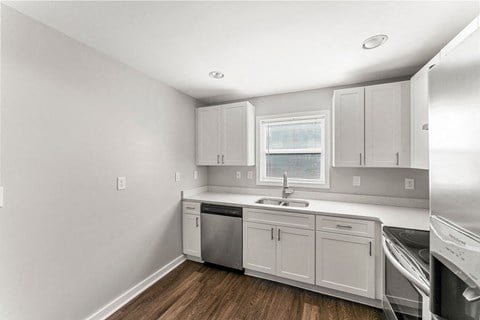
left=183, top=192, right=430, bottom=231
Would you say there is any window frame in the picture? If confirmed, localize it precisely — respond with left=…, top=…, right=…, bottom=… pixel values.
left=256, top=111, right=331, bottom=189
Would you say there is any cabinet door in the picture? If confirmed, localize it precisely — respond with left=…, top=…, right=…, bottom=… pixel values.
left=276, top=227, right=315, bottom=284
left=316, top=231, right=375, bottom=298
left=333, top=87, right=365, bottom=167
left=183, top=214, right=201, bottom=258
left=243, top=222, right=276, bottom=275
left=221, top=104, right=249, bottom=165
left=196, top=107, right=220, bottom=165
left=365, top=82, right=402, bottom=167
left=410, top=69, right=430, bottom=169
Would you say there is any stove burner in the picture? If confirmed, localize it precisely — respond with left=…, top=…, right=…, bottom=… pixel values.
left=418, top=249, right=430, bottom=264
left=398, top=231, right=429, bottom=248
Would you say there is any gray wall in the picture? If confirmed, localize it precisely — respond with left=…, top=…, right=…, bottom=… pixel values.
left=208, top=82, right=429, bottom=199
left=0, top=7, right=206, bottom=320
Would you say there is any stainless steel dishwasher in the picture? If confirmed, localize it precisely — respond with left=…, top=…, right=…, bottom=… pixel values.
left=201, top=203, right=243, bottom=271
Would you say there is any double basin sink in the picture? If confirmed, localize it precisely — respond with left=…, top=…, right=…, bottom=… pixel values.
left=255, top=197, right=310, bottom=208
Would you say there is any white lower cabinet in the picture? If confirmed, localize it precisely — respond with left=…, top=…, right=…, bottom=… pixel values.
left=243, top=219, right=315, bottom=284
left=243, top=222, right=276, bottom=274
left=276, top=227, right=315, bottom=284
left=183, top=213, right=201, bottom=258
left=316, top=231, right=375, bottom=298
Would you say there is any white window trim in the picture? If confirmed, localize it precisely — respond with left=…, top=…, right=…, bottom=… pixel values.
left=256, top=110, right=331, bottom=189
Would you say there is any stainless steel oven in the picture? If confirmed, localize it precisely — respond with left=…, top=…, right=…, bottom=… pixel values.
left=383, top=227, right=430, bottom=320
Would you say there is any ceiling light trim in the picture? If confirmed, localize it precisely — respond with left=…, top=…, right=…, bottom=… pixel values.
left=362, top=34, right=389, bottom=50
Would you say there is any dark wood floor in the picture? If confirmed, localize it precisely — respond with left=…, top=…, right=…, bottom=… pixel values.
left=108, top=260, right=384, bottom=320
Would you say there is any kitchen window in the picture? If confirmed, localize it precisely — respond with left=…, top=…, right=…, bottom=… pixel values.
left=256, top=111, right=330, bottom=188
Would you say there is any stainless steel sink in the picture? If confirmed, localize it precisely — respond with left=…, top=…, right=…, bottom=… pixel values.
left=255, top=197, right=309, bottom=208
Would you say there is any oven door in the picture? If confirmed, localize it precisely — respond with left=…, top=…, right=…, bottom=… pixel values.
left=383, top=236, right=430, bottom=320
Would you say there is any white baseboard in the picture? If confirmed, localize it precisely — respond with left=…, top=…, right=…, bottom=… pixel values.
left=85, top=255, right=186, bottom=320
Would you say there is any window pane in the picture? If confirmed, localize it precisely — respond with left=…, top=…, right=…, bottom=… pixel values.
left=266, top=153, right=321, bottom=179
left=268, top=121, right=321, bottom=150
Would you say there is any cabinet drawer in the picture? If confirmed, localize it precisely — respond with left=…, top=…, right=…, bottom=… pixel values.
left=245, top=208, right=314, bottom=230
left=183, top=201, right=200, bottom=215
left=316, top=215, right=375, bottom=238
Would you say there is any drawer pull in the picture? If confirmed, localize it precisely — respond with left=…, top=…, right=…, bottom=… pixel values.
left=336, top=224, right=353, bottom=229
left=196, top=217, right=199, bottom=228
left=271, top=227, right=274, bottom=240
left=278, top=229, right=281, bottom=241
left=186, top=206, right=196, bottom=210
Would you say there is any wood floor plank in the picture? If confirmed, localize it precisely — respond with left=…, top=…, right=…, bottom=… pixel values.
left=108, top=261, right=383, bottom=320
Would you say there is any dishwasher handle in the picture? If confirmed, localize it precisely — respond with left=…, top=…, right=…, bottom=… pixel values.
left=201, top=203, right=242, bottom=218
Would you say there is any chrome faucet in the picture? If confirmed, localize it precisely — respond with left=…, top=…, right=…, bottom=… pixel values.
left=282, top=172, right=295, bottom=199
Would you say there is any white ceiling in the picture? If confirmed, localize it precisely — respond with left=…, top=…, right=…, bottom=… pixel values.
left=5, top=1, right=480, bottom=103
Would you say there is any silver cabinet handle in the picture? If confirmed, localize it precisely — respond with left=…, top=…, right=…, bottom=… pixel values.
left=336, top=224, right=352, bottom=229
left=217, top=155, right=220, bottom=164
left=396, top=152, right=399, bottom=166
left=278, top=228, right=281, bottom=241
left=369, top=241, right=372, bottom=256
left=195, top=217, right=199, bottom=228
left=186, top=206, right=195, bottom=210
left=222, top=154, right=224, bottom=164
left=271, top=227, right=274, bottom=240
left=359, top=153, right=362, bottom=166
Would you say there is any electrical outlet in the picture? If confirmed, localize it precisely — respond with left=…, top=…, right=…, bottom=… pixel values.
left=175, top=172, right=181, bottom=182
left=353, top=176, right=361, bottom=187
left=236, top=171, right=242, bottom=179
left=117, top=177, right=127, bottom=190
left=405, top=178, right=415, bottom=190
left=247, top=171, right=253, bottom=180
left=193, top=170, right=198, bottom=180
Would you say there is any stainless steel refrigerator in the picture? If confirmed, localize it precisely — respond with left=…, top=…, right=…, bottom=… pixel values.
left=429, top=18, right=480, bottom=320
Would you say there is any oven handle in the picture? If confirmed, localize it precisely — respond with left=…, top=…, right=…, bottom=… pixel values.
left=382, top=236, right=430, bottom=296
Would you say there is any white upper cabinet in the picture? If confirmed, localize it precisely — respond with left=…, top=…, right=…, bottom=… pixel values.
left=333, top=81, right=410, bottom=168
left=196, top=106, right=221, bottom=165
left=333, top=87, right=365, bottom=167
left=196, top=101, right=255, bottom=166
left=365, top=81, right=410, bottom=167
left=410, top=54, right=439, bottom=170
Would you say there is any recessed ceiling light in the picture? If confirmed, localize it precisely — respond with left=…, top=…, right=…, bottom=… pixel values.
left=362, top=34, right=388, bottom=50
left=209, top=71, right=224, bottom=79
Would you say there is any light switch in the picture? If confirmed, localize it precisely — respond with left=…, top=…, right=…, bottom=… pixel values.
left=117, top=177, right=127, bottom=190
left=235, top=171, right=242, bottom=179
left=175, top=172, right=181, bottom=182
left=353, top=176, right=361, bottom=187
left=405, top=178, right=415, bottom=190
left=193, top=170, right=198, bottom=180
left=247, top=171, right=253, bottom=180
